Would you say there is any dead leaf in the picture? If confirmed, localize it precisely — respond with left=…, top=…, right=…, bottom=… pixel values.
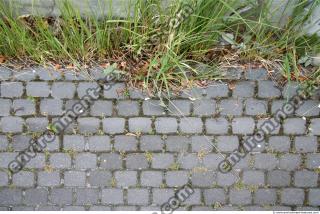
left=54, top=64, right=62, bottom=70
left=228, top=81, right=236, bottom=90
left=100, top=63, right=110, bottom=68
left=125, top=133, right=137, bottom=137
left=0, top=55, right=6, bottom=64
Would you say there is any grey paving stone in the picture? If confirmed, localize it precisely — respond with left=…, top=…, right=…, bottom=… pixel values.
left=245, top=68, right=268, bottom=80
left=295, top=100, right=320, bottom=116
left=243, top=170, right=265, bottom=186
left=242, top=136, right=266, bottom=152
left=155, top=117, right=178, bottom=134
left=296, top=207, right=320, bottom=211
left=271, top=100, right=293, bottom=115
left=279, top=154, right=301, bottom=170
left=128, top=88, right=148, bottom=99
left=245, top=99, right=268, bottom=115
left=114, top=170, right=137, bottom=187
left=0, top=171, right=8, bottom=186
left=152, top=188, right=174, bottom=205
left=294, top=136, right=318, bottom=153
left=184, top=188, right=201, bottom=205
left=12, top=135, right=31, bottom=151
left=232, top=117, right=255, bottom=134
left=152, top=153, right=175, bottom=169
left=294, top=170, right=318, bottom=187
left=281, top=188, right=304, bottom=205
left=0, top=152, right=17, bottom=168
left=233, top=81, right=255, bottom=98
left=254, top=189, right=277, bottom=205
left=204, top=189, right=226, bottom=205
left=12, top=206, right=35, bottom=211
left=283, top=118, right=306, bottom=135
left=12, top=99, right=35, bottom=116
left=0, top=116, right=24, bottom=133
left=75, top=189, right=99, bottom=205
left=74, top=153, right=97, bottom=169
left=89, top=206, right=112, bottom=211
left=205, top=83, right=229, bottom=98
left=0, top=189, right=22, bottom=205
left=37, top=68, right=62, bottom=80
left=216, top=172, right=238, bottom=186
left=306, top=154, right=320, bottom=169
left=112, top=206, right=138, bottom=211
left=89, top=67, right=107, bottom=80
left=38, top=171, right=60, bottom=187
left=51, top=82, right=76, bottom=99
left=267, top=170, right=290, bottom=187
left=140, top=135, right=164, bottom=151
left=117, top=100, right=140, bottom=116
left=14, top=69, right=36, bottom=81
left=254, top=154, right=278, bottom=170
left=26, top=117, right=48, bottom=132
left=193, top=99, right=216, bottom=116
left=102, top=189, right=124, bottom=204
left=24, top=188, right=48, bottom=205
left=64, top=99, right=89, bottom=116
left=179, top=117, right=203, bottom=134
left=191, top=136, right=212, bottom=152
left=216, top=136, right=239, bottom=152
left=256, top=118, right=280, bottom=135
left=168, top=100, right=191, bottom=116
left=12, top=171, right=34, bottom=187
left=229, top=189, right=252, bottom=205
left=203, top=153, right=225, bottom=170
left=103, top=82, right=126, bottom=99
left=282, top=82, right=300, bottom=98
left=64, top=171, right=86, bottom=187
left=63, top=135, right=85, bottom=151
left=25, top=153, right=46, bottom=168
left=310, top=118, right=320, bottom=135
left=63, top=206, right=85, bottom=211
left=40, top=99, right=63, bottom=116
left=142, top=100, right=166, bottom=116
left=90, top=100, right=113, bottom=116
left=126, top=153, right=148, bottom=169
left=50, top=189, right=73, bottom=205
left=26, top=82, right=50, bottom=97
left=114, top=135, right=138, bottom=151
left=0, top=135, right=8, bottom=151
left=258, top=80, right=281, bottom=98
left=206, top=118, right=229, bottom=134
left=127, top=189, right=149, bottom=205
left=87, top=136, right=111, bottom=152
left=180, top=87, right=204, bottom=99
left=64, top=69, right=87, bottom=80
left=100, top=153, right=122, bottom=169
left=50, top=153, right=72, bottom=169
left=308, top=189, right=320, bottom=206
left=102, top=118, right=125, bottom=134
left=77, top=82, right=100, bottom=98
left=0, top=99, right=11, bottom=116
left=128, top=118, right=152, bottom=133
left=77, top=117, right=100, bottom=134
left=1, top=82, right=23, bottom=98
left=219, top=99, right=243, bottom=116
left=165, top=171, right=189, bottom=187
left=0, top=66, right=12, bottom=80
left=191, top=171, right=215, bottom=187
left=141, top=171, right=163, bottom=187
left=166, top=136, right=190, bottom=152
left=89, top=170, right=112, bottom=187
left=268, top=136, right=291, bottom=152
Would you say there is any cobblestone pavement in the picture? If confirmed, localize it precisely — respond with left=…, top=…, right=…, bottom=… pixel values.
left=0, top=66, right=319, bottom=211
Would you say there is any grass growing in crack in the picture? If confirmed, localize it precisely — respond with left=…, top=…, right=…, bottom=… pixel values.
left=0, top=0, right=320, bottom=93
